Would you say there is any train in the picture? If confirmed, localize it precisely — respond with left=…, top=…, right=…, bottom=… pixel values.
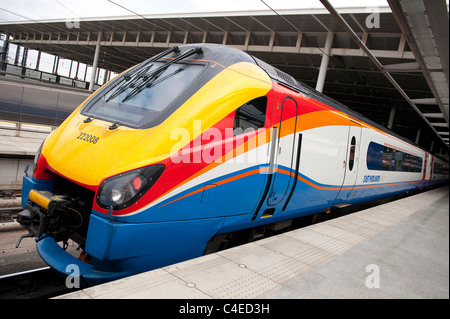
left=16, top=44, right=449, bottom=286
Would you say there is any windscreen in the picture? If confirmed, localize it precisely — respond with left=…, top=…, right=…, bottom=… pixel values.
left=82, top=61, right=204, bottom=128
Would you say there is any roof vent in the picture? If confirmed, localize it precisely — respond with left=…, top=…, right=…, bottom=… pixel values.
left=274, top=68, right=297, bottom=87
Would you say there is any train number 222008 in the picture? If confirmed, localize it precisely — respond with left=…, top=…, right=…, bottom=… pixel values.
left=77, top=132, right=99, bottom=144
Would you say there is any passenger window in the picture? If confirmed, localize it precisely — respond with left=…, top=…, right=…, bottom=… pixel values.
left=349, top=136, right=356, bottom=171
left=382, top=147, right=393, bottom=171
left=394, top=150, right=403, bottom=171
left=233, top=96, right=267, bottom=136
left=367, top=141, right=423, bottom=173
left=415, top=157, right=423, bottom=172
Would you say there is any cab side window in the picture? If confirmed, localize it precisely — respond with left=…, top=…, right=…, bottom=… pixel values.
left=233, top=96, right=267, bottom=136
left=348, top=136, right=356, bottom=171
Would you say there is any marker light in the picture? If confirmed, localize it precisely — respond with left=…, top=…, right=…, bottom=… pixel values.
left=97, top=164, right=165, bottom=210
left=132, top=176, right=143, bottom=190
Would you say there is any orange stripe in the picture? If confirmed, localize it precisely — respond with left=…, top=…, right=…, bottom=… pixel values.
left=352, top=180, right=420, bottom=190
left=296, top=175, right=342, bottom=191
left=297, top=174, right=419, bottom=191
left=159, top=166, right=421, bottom=208
left=276, top=167, right=420, bottom=191
left=159, top=167, right=269, bottom=207
left=273, top=167, right=342, bottom=191
left=159, top=188, right=204, bottom=208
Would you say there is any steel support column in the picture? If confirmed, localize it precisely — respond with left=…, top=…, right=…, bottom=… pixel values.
left=52, top=56, right=59, bottom=74
left=20, top=47, right=28, bottom=77
left=315, top=31, right=334, bottom=93
left=89, top=32, right=102, bottom=91
left=415, top=127, right=421, bottom=144
left=35, top=51, right=41, bottom=70
left=14, top=45, right=21, bottom=66
left=388, top=106, right=396, bottom=129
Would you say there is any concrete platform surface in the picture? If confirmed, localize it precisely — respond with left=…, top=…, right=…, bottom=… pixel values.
left=0, top=130, right=47, bottom=157
left=57, top=186, right=449, bottom=299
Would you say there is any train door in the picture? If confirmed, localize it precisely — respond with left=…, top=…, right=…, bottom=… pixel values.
left=428, top=155, right=434, bottom=186
left=267, top=96, right=299, bottom=206
left=251, top=95, right=299, bottom=220
left=332, top=121, right=362, bottom=206
left=419, top=153, right=428, bottom=188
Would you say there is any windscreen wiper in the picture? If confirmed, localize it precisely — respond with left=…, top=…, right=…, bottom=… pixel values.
left=120, top=46, right=203, bottom=103
left=121, top=68, right=184, bottom=103
left=105, top=46, right=181, bottom=102
left=105, top=64, right=153, bottom=102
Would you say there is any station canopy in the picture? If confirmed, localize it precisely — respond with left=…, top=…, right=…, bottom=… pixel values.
left=0, top=2, right=448, bottom=154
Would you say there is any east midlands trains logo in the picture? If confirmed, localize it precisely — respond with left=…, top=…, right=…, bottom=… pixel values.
left=363, top=175, right=382, bottom=183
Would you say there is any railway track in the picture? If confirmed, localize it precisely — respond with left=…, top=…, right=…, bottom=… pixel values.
left=0, top=189, right=22, bottom=198
left=0, top=191, right=22, bottom=222
left=0, top=207, right=22, bottom=222
left=1, top=219, right=82, bottom=299
left=0, top=267, right=78, bottom=299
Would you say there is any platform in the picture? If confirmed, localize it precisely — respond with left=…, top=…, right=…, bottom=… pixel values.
left=57, top=186, right=449, bottom=299
left=0, top=125, right=49, bottom=157
left=0, top=129, right=48, bottom=190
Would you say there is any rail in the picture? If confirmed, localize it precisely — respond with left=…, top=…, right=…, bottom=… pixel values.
left=0, top=266, right=76, bottom=299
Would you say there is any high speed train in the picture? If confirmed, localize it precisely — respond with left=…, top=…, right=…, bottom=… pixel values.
left=17, top=44, right=449, bottom=286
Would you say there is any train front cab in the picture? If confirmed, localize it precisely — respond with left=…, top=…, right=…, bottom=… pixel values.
left=15, top=48, right=279, bottom=285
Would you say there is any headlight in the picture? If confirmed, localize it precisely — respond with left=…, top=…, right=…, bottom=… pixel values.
left=97, top=164, right=164, bottom=210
